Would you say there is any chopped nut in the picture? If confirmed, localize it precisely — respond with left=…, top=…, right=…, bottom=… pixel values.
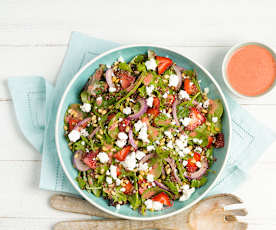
left=102, top=110, right=107, bottom=115
left=125, top=126, right=130, bottom=132
left=64, top=125, right=68, bottom=131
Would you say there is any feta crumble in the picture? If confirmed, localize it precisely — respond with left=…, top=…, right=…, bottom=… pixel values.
left=212, top=117, right=218, bottom=123
left=183, top=160, right=188, bottom=167
left=106, top=177, right=112, bottom=185
left=121, top=151, right=136, bottom=171
left=139, top=162, right=148, bottom=171
left=179, top=186, right=195, bottom=202
left=98, top=152, right=109, bottom=163
left=80, top=103, right=91, bottom=113
left=116, top=139, right=127, bottom=148
left=137, top=123, right=150, bottom=143
left=80, top=129, right=89, bottom=137
left=116, top=204, right=121, bottom=209
left=147, top=96, right=154, bottom=107
left=147, top=145, right=155, bottom=152
left=68, top=130, right=80, bottom=142
left=146, top=85, right=154, bottom=95
left=136, top=151, right=145, bottom=160
left=118, top=56, right=124, bottom=62
left=179, top=90, right=190, bottom=100
left=164, top=130, right=173, bottom=139
left=167, top=140, right=174, bottom=149
left=204, top=87, right=210, bottom=94
left=180, top=117, right=191, bottom=127
left=134, top=120, right=144, bottom=132
left=168, top=74, right=179, bottom=87
left=109, top=87, right=116, bottom=93
left=145, top=58, right=157, bottom=71
left=123, top=107, right=132, bottom=115
left=193, top=138, right=203, bottom=144
left=147, top=174, right=154, bottom=182
left=110, top=165, right=117, bottom=180
left=194, top=147, right=202, bottom=153
left=203, top=99, right=210, bottom=108
left=196, top=161, right=202, bottom=168
left=163, top=92, right=168, bottom=99
left=145, top=199, right=163, bottom=210
left=118, top=132, right=128, bottom=140
left=116, top=178, right=121, bottom=186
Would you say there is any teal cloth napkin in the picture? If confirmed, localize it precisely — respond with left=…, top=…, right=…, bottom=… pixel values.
left=8, top=32, right=276, bottom=196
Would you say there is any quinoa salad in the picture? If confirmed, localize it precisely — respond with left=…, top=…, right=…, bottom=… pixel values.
left=64, top=50, right=225, bottom=214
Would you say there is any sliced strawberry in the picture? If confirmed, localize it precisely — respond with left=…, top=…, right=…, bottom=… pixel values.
left=68, top=118, right=80, bottom=131
left=186, top=158, right=198, bottom=173
left=184, top=79, right=198, bottom=95
left=147, top=108, right=159, bottom=117
left=123, top=181, right=134, bottom=194
left=118, top=119, right=130, bottom=132
left=144, top=73, right=153, bottom=86
left=193, top=152, right=201, bottom=162
left=156, top=56, right=173, bottom=75
left=152, top=192, right=172, bottom=206
left=207, top=136, right=214, bottom=148
left=82, top=151, right=98, bottom=169
left=114, top=145, right=131, bottom=161
left=186, top=107, right=206, bottom=131
left=118, top=71, right=135, bottom=89
left=166, top=94, right=176, bottom=105
left=116, top=166, right=121, bottom=177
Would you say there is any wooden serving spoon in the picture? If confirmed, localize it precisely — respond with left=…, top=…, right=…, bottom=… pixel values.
left=50, top=194, right=248, bottom=230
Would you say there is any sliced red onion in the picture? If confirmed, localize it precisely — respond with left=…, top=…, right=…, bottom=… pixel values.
left=128, top=129, right=137, bottom=150
left=128, top=98, right=148, bottom=120
left=184, top=157, right=208, bottom=180
left=88, top=127, right=99, bottom=139
left=173, top=65, right=183, bottom=90
left=73, top=117, right=92, bottom=131
left=154, top=180, right=171, bottom=192
left=165, top=157, right=182, bottom=185
left=172, top=99, right=180, bottom=127
left=140, top=153, right=155, bottom=164
left=105, top=68, right=115, bottom=90
left=72, top=150, right=89, bottom=172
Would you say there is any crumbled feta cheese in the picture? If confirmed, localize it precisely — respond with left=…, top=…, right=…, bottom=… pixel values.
left=116, top=204, right=121, bottom=209
left=155, top=140, right=160, bottom=145
left=139, top=163, right=148, bottom=171
left=164, top=130, right=173, bottom=139
left=147, top=96, right=154, bottom=107
left=118, top=117, right=123, bottom=122
left=168, top=74, right=179, bottom=87
left=146, top=85, right=154, bottom=95
left=80, top=129, right=89, bottom=137
left=145, top=58, right=157, bottom=71
left=98, top=152, right=109, bottom=163
left=116, top=139, right=127, bottom=148
left=147, top=174, right=154, bottom=182
left=152, top=201, right=163, bottom=210
left=204, top=87, right=209, bottom=94
left=136, top=151, right=145, bottom=160
left=106, top=177, right=112, bottom=185
left=147, top=145, right=155, bottom=152
left=175, top=139, right=186, bottom=149
left=179, top=187, right=195, bottom=202
left=180, top=117, right=191, bottom=127
left=167, top=140, right=174, bottom=149
left=194, top=147, right=202, bottom=153
left=118, top=56, right=124, bottom=62
left=116, top=178, right=121, bottom=186
left=163, top=92, right=168, bottom=99
left=68, top=130, right=81, bottom=142
left=183, top=160, right=188, bottom=167
left=106, top=170, right=111, bottom=175
left=109, top=87, right=116, bottom=93
left=120, top=187, right=126, bottom=192
left=203, top=99, right=210, bottom=108
left=123, top=107, right=132, bottom=115
left=110, top=165, right=117, bottom=180
left=162, top=109, right=172, bottom=118
left=81, top=141, right=85, bottom=145
left=80, top=103, right=91, bottom=112
left=118, top=132, right=128, bottom=140
left=212, top=117, right=218, bottom=123
left=134, top=120, right=144, bottom=132
left=121, top=151, right=136, bottom=171
left=138, top=123, right=149, bottom=143
left=179, top=90, right=190, bottom=100
left=179, top=134, right=188, bottom=142
left=193, top=138, right=203, bottom=144
left=196, top=161, right=202, bottom=168
left=145, top=199, right=153, bottom=209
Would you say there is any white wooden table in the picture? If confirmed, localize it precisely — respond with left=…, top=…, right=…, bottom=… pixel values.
left=1, top=1, right=276, bottom=229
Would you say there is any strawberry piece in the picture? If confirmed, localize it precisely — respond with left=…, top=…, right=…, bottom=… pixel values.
left=144, top=73, right=153, bottom=85
left=186, top=159, right=198, bottom=173
left=207, top=136, right=214, bottom=148
left=186, top=107, right=206, bottom=131
left=114, top=145, right=131, bottom=161
left=152, top=192, right=172, bottom=206
left=116, top=167, right=121, bottom=177
left=82, top=151, right=98, bottom=169
left=123, top=181, right=134, bottom=194
left=68, top=118, right=80, bottom=131
left=166, top=94, right=176, bottom=105
left=156, top=56, right=173, bottom=74
left=184, top=79, right=198, bottom=95
left=193, top=152, right=201, bottom=162
left=118, top=71, right=135, bottom=89
left=118, top=119, right=130, bottom=132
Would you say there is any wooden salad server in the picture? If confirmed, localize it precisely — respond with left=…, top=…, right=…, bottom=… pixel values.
left=50, top=193, right=248, bottom=230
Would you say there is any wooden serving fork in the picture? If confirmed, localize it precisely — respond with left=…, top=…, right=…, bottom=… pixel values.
left=50, top=194, right=248, bottom=230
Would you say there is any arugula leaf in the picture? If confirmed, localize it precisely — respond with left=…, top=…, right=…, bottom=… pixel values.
left=164, top=180, right=179, bottom=195
left=206, top=147, right=214, bottom=166
left=118, top=62, right=132, bottom=72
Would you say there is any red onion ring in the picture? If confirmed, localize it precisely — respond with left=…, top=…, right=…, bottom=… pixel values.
left=128, top=98, right=148, bottom=120
left=88, top=127, right=99, bottom=139
left=73, top=117, right=92, bottom=131
left=184, top=157, right=208, bottom=180
left=154, top=180, right=171, bottom=192
left=140, top=153, right=155, bottom=164
left=173, top=65, right=183, bottom=90
left=172, top=99, right=180, bottom=127
left=72, top=150, right=89, bottom=172
left=165, top=157, right=182, bottom=185
left=105, top=68, right=116, bottom=90
left=128, top=129, right=137, bottom=150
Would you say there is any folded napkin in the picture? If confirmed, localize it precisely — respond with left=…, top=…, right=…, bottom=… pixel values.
left=8, top=32, right=276, bottom=196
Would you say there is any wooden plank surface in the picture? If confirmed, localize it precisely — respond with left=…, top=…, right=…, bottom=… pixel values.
left=1, top=0, right=276, bottom=229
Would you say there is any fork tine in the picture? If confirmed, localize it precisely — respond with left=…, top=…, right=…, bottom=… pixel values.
left=224, top=208, right=248, bottom=216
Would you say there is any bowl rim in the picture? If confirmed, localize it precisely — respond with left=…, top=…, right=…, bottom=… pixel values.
left=55, top=44, right=232, bottom=221
left=222, top=41, right=276, bottom=99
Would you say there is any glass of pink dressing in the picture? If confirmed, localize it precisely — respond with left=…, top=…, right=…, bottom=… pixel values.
left=222, top=42, right=276, bottom=98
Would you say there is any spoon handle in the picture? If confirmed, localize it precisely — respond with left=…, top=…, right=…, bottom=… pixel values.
left=50, top=194, right=116, bottom=219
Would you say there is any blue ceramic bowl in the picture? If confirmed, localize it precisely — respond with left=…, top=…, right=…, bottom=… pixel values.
left=55, top=45, right=232, bottom=220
